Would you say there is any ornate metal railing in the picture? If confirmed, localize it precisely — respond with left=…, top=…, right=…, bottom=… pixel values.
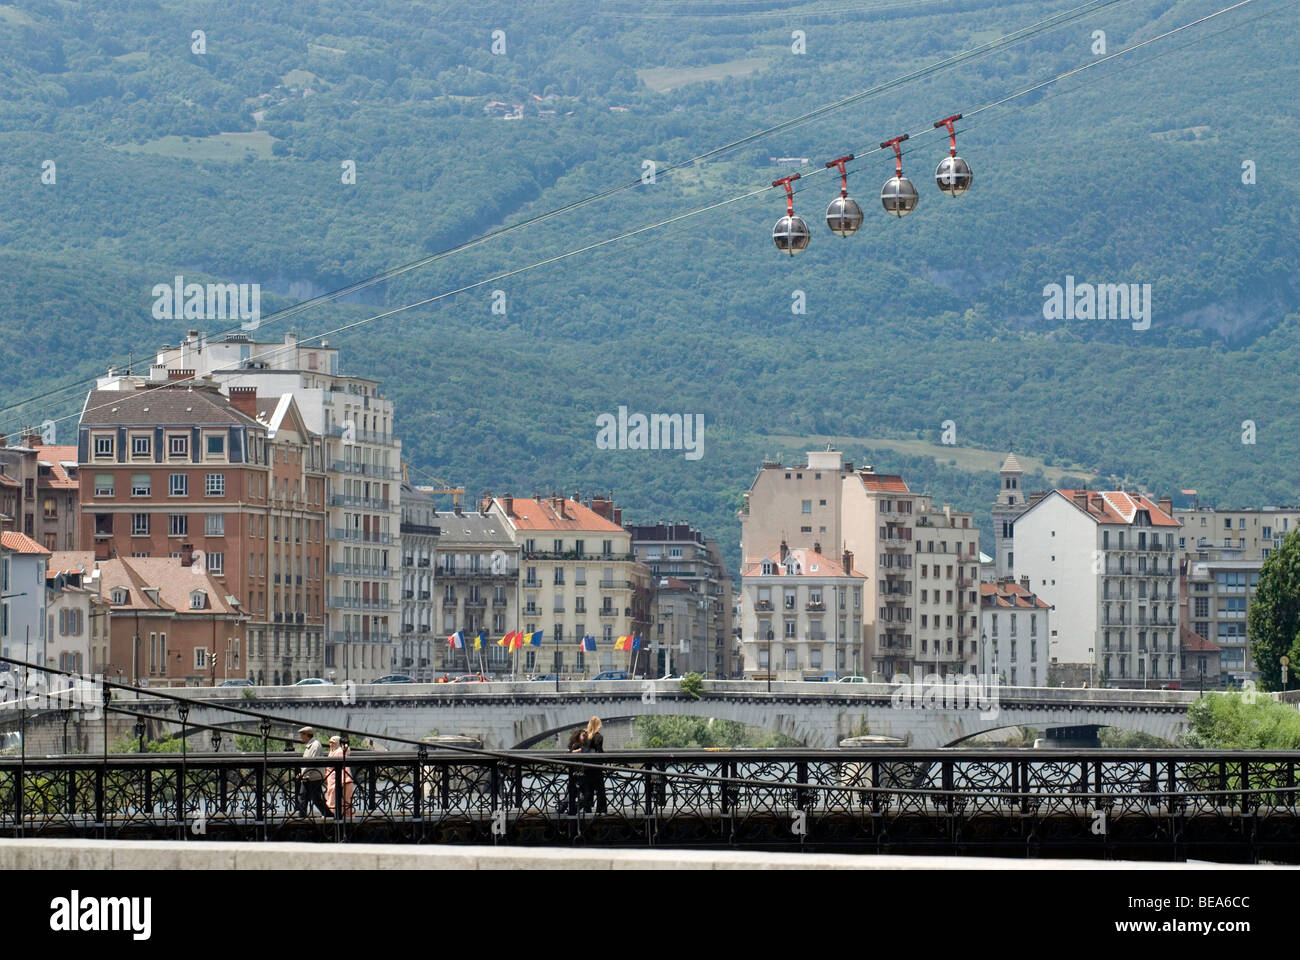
left=1, top=750, right=1297, bottom=860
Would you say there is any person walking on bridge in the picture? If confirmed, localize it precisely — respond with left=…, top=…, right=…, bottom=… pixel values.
left=296, top=726, right=331, bottom=818
left=580, top=716, right=607, bottom=814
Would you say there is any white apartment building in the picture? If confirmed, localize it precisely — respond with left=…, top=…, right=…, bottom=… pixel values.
left=1015, top=489, right=1180, bottom=688
left=979, top=577, right=1052, bottom=687
left=1, top=532, right=50, bottom=697
left=155, top=331, right=402, bottom=681
left=740, top=544, right=865, bottom=680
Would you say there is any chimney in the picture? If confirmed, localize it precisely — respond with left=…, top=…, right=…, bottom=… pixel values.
left=1158, top=495, right=1172, bottom=516
left=180, top=543, right=194, bottom=567
left=479, top=491, right=493, bottom=514
left=22, top=432, right=41, bottom=448
left=813, top=541, right=822, bottom=554
left=842, top=549, right=853, bottom=574
left=228, top=385, right=258, bottom=419
left=167, top=368, right=194, bottom=382
left=1020, top=574, right=1030, bottom=592
left=502, top=493, right=514, bottom=518
left=779, top=540, right=789, bottom=564
left=1073, top=490, right=1088, bottom=510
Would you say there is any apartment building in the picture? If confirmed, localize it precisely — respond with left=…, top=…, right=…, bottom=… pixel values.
left=77, top=376, right=326, bottom=684
left=487, top=494, right=652, bottom=678
left=841, top=467, right=981, bottom=679
left=1173, top=504, right=1300, bottom=682
left=0, top=434, right=81, bottom=550
left=1014, top=489, right=1181, bottom=688
left=738, top=449, right=856, bottom=561
left=252, top=393, right=328, bottom=684
left=0, top=531, right=50, bottom=696
left=154, top=330, right=402, bottom=682
left=398, top=482, right=440, bottom=680
left=739, top=543, right=866, bottom=680
left=628, top=522, right=735, bottom=678
left=45, top=552, right=105, bottom=677
left=99, top=555, right=248, bottom=686
left=430, top=504, right=518, bottom=676
left=978, top=577, right=1052, bottom=687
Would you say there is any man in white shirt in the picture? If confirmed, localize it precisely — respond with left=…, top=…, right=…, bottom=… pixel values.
left=296, top=726, right=331, bottom=817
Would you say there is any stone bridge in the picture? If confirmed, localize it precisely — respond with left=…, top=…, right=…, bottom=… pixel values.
left=8, top=680, right=1209, bottom=751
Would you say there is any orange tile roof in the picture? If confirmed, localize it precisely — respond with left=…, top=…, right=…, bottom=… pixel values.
left=35, top=445, right=79, bottom=489
left=47, top=551, right=96, bottom=578
left=741, top=547, right=865, bottom=579
left=497, top=497, right=625, bottom=533
left=1179, top=625, right=1221, bottom=653
left=857, top=471, right=910, bottom=493
left=99, top=557, right=242, bottom=615
left=1054, top=490, right=1181, bottom=526
left=980, top=580, right=1051, bottom=608
left=0, top=474, right=18, bottom=488
left=1, top=531, right=50, bottom=555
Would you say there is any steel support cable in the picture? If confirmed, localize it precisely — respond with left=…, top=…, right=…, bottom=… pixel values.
left=6, top=657, right=1300, bottom=801
left=0, top=0, right=1141, bottom=431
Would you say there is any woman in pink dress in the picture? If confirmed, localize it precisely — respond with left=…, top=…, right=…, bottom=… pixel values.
left=324, top=736, right=355, bottom=815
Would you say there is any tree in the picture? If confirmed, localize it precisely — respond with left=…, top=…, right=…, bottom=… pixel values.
left=1247, top=528, right=1300, bottom=690
left=1180, top=693, right=1300, bottom=749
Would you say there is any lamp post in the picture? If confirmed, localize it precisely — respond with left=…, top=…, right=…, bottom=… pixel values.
left=766, top=629, right=774, bottom=693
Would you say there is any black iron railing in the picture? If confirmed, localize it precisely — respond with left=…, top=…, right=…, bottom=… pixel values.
left=1, top=750, right=1298, bottom=860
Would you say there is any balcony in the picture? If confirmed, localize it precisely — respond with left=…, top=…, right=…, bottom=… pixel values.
left=755, top=600, right=773, bottom=612
left=330, top=631, right=393, bottom=645
left=599, top=608, right=618, bottom=618
left=956, top=577, right=973, bottom=588
left=600, top=579, right=633, bottom=589
left=403, top=590, right=414, bottom=599
left=881, top=536, right=909, bottom=551
left=492, top=597, right=508, bottom=607
left=329, top=527, right=393, bottom=544
left=327, top=425, right=394, bottom=445
left=465, top=597, right=487, bottom=609
left=327, top=597, right=395, bottom=611
left=329, top=460, right=399, bottom=480
left=805, top=601, right=826, bottom=612
left=329, top=493, right=392, bottom=511
left=329, top=562, right=390, bottom=577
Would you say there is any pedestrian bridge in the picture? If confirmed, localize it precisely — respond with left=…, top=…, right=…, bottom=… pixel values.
left=60, top=679, right=1204, bottom=750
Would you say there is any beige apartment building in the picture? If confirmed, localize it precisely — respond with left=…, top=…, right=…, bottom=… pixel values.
left=1173, top=503, right=1300, bottom=683
left=486, top=494, right=653, bottom=678
left=740, top=450, right=980, bottom=679
left=739, top=544, right=866, bottom=679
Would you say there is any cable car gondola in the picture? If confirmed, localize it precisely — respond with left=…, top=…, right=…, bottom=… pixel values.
left=771, top=174, right=811, bottom=255
left=879, top=135, right=918, bottom=217
left=933, top=114, right=973, bottom=196
left=824, top=154, right=864, bottom=237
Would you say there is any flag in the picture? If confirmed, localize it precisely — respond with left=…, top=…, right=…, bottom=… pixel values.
left=506, top=631, right=525, bottom=651
left=473, top=631, right=487, bottom=650
left=524, top=630, right=544, bottom=647
left=497, top=631, right=516, bottom=648
left=632, top=635, right=643, bottom=651
left=614, top=635, right=631, bottom=651
left=579, top=635, right=597, bottom=652
left=447, top=631, right=464, bottom=649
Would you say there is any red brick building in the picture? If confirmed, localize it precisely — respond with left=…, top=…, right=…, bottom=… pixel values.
left=77, top=374, right=326, bottom=682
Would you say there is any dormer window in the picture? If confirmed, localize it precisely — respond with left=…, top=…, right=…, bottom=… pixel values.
left=168, top=434, right=189, bottom=459
left=761, top=561, right=773, bottom=575
left=190, top=590, right=207, bottom=610
left=111, top=588, right=129, bottom=605
left=205, top=432, right=226, bottom=460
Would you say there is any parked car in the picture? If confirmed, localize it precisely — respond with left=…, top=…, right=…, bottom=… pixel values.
left=293, top=677, right=330, bottom=685
left=591, top=670, right=629, bottom=681
left=218, top=679, right=253, bottom=687
left=837, top=676, right=869, bottom=683
left=372, top=674, right=414, bottom=684
left=451, top=673, right=486, bottom=683
left=528, top=674, right=559, bottom=682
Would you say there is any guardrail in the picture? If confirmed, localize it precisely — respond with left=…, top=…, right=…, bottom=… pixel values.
left=0, top=750, right=1296, bottom=860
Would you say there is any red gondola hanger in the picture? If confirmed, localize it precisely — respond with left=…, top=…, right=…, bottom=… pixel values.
left=771, top=173, right=811, bottom=255
left=879, top=135, right=918, bottom=217
left=824, top=154, right=863, bottom=238
left=933, top=114, right=973, bottom=196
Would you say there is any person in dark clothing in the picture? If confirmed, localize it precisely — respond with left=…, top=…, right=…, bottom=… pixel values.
left=558, top=728, right=587, bottom=814
left=580, top=716, right=607, bottom=814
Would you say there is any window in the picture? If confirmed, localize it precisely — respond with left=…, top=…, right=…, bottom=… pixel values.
left=131, top=434, right=151, bottom=458
left=206, top=552, right=224, bottom=575
left=132, top=513, right=150, bottom=536
left=190, top=590, right=207, bottom=609
left=169, top=473, right=187, bottom=496
left=169, top=514, right=188, bottom=536
left=131, top=473, right=151, bottom=497
left=206, top=513, right=225, bottom=537
left=111, top=588, right=129, bottom=605
left=205, top=433, right=226, bottom=458
left=93, top=473, right=114, bottom=496
left=205, top=473, right=225, bottom=496
left=93, top=434, right=114, bottom=459
left=195, top=647, right=208, bottom=669
left=801, top=499, right=812, bottom=514
left=168, top=434, right=188, bottom=459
